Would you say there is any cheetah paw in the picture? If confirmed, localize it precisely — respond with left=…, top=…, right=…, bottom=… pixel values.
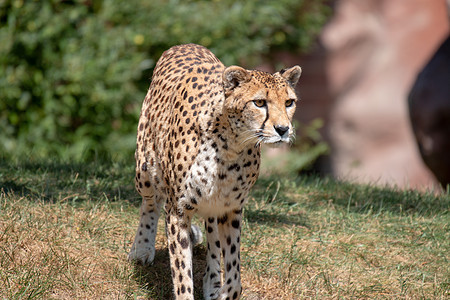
left=190, top=224, right=203, bottom=246
left=203, top=290, right=221, bottom=300
left=203, top=281, right=222, bottom=300
left=128, top=245, right=155, bottom=265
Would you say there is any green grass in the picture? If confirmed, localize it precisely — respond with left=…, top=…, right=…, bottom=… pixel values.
left=0, top=158, right=448, bottom=299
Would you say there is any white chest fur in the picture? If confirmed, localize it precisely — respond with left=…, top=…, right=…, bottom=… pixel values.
left=181, top=140, right=260, bottom=218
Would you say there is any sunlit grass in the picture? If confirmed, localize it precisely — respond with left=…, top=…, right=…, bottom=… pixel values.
left=0, top=159, right=448, bottom=299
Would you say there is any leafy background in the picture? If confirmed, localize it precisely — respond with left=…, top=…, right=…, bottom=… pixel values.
left=0, top=0, right=329, bottom=161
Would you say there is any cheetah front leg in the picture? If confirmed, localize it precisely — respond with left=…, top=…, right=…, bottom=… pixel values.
left=128, top=194, right=162, bottom=264
left=203, top=217, right=222, bottom=299
left=166, top=204, right=195, bottom=300
left=218, top=210, right=242, bottom=300
left=204, top=210, right=243, bottom=300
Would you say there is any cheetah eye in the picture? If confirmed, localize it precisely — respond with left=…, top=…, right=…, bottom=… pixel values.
left=285, top=99, right=295, bottom=107
left=253, top=99, right=267, bottom=108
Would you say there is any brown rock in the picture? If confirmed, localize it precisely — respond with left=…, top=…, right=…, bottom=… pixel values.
left=321, top=0, right=449, bottom=190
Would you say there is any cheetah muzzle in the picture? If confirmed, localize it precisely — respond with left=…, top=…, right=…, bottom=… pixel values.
left=128, top=44, right=301, bottom=300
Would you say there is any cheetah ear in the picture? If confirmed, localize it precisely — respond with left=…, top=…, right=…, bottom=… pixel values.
left=223, top=66, right=251, bottom=90
left=279, top=65, right=302, bottom=87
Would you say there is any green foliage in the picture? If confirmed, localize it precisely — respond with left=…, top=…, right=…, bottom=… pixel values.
left=290, top=118, right=330, bottom=172
left=0, top=0, right=329, bottom=161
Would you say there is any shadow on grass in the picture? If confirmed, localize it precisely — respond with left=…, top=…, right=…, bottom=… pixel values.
left=252, top=175, right=449, bottom=218
left=244, top=207, right=311, bottom=229
left=0, top=159, right=138, bottom=204
left=301, top=176, right=449, bottom=216
left=1, top=180, right=31, bottom=196
left=133, top=245, right=207, bottom=300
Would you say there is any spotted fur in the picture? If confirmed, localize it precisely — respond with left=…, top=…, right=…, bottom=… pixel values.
left=128, top=44, right=301, bottom=300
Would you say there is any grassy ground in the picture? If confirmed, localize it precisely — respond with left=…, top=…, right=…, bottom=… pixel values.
left=0, top=158, right=448, bottom=299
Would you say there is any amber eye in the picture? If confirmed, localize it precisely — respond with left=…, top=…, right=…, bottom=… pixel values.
left=285, top=99, right=295, bottom=107
left=253, top=99, right=267, bottom=108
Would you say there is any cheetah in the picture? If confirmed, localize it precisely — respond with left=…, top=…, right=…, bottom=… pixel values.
left=128, top=44, right=301, bottom=300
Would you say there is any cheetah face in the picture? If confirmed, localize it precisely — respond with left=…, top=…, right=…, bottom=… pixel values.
left=223, top=65, right=302, bottom=147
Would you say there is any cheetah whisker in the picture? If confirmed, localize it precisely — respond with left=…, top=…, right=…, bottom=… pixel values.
left=239, top=129, right=263, bottom=146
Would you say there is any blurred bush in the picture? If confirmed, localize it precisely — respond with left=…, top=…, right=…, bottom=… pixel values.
left=0, top=0, right=329, bottom=161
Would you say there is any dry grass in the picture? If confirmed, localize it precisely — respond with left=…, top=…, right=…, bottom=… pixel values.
left=0, top=193, right=143, bottom=299
left=0, top=159, right=448, bottom=299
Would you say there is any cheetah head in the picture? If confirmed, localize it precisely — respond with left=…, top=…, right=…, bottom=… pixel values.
left=223, top=65, right=302, bottom=147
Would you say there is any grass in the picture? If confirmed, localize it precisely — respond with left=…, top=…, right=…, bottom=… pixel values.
left=0, top=158, right=448, bottom=299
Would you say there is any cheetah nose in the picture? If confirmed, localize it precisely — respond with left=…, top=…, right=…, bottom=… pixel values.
left=274, top=125, right=289, bottom=137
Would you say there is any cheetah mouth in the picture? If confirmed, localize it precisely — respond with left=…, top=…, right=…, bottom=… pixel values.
left=263, top=137, right=291, bottom=147
left=251, top=131, right=293, bottom=146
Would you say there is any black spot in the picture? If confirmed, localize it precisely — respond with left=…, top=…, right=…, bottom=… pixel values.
left=215, top=240, right=220, bottom=248
left=180, top=237, right=189, bottom=249
left=231, top=220, right=240, bottom=229
left=231, top=244, right=236, bottom=254
left=226, top=263, right=231, bottom=272
left=218, top=214, right=228, bottom=224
